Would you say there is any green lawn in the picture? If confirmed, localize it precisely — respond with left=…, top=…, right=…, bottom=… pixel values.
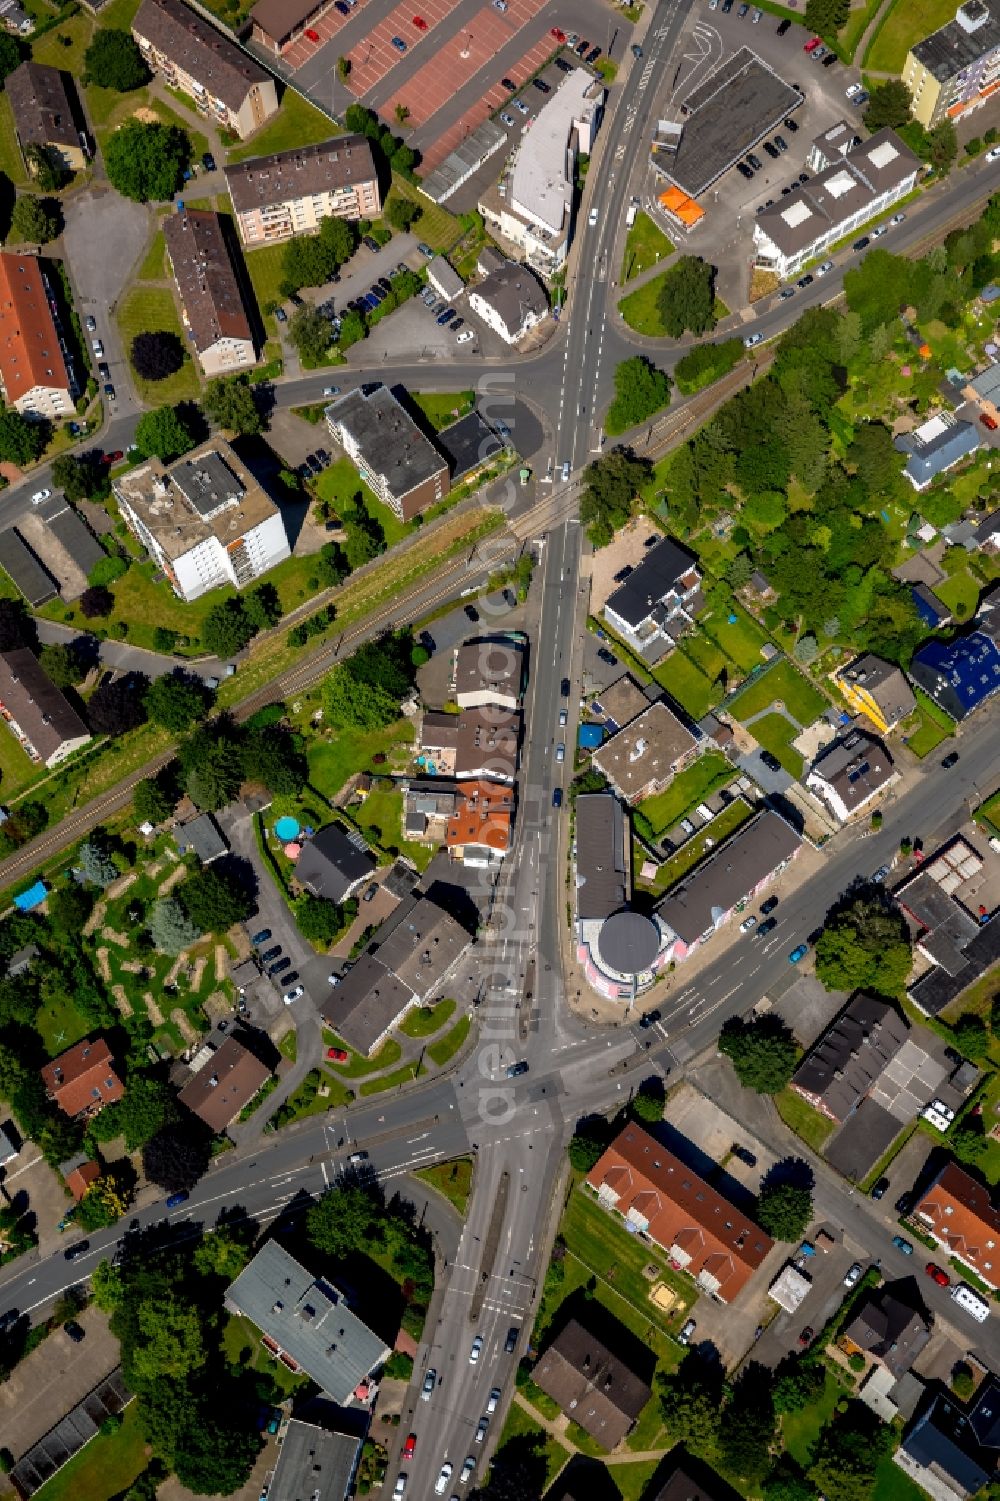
left=635, top=751, right=734, bottom=836
left=243, top=241, right=289, bottom=314
left=414, top=1156, right=473, bottom=1215
left=94, top=0, right=142, bottom=27
left=359, top=1061, right=422, bottom=1095
left=227, top=90, right=338, bottom=163
left=730, top=659, right=828, bottom=725
left=32, top=1403, right=146, bottom=1501
left=0, top=721, right=41, bottom=799
left=31, top=12, right=94, bottom=72
left=138, top=230, right=166, bottom=281
left=621, top=211, right=675, bottom=283
left=315, top=458, right=408, bottom=548
left=698, top=603, right=771, bottom=673
left=751, top=712, right=805, bottom=777
left=35, top=989, right=94, bottom=1058
left=872, top=1451, right=930, bottom=1501
left=427, top=1015, right=471, bottom=1067
left=867, top=0, right=961, bottom=71
left=782, top=1369, right=840, bottom=1467
left=636, top=798, right=754, bottom=895
left=775, top=1086, right=836, bottom=1153
left=411, top=391, right=475, bottom=431
left=399, top=998, right=456, bottom=1037
left=655, top=647, right=719, bottom=719
left=618, top=272, right=671, bottom=337
left=385, top=177, right=459, bottom=252
left=116, top=285, right=201, bottom=403
left=351, top=786, right=435, bottom=870
left=934, top=566, right=982, bottom=620
left=308, top=721, right=416, bottom=805
left=494, top=1402, right=570, bottom=1490
left=902, top=687, right=955, bottom=758
left=0, top=93, right=26, bottom=185
left=324, top=1032, right=403, bottom=1079
left=43, top=556, right=228, bottom=655
left=222, top=1313, right=308, bottom=1397
left=607, top=1460, right=660, bottom=1501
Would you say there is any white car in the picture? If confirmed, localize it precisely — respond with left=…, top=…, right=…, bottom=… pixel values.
left=555, top=743, right=565, bottom=762
left=459, top=1459, right=476, bottom=1487
left=282, top=985, right=304, bottom=1004
left=677, top=1318, right=696, bottom=1344
left=435, top=1465, right=453, bottom=1496
left=889, top=212, right=906, bottom=225
left=323, top=385, right=339, bottom=397
left=469, top=1334, right=483, bottom=1364
left=845, top=82, right=862, bottom=99
left=85, top=315, right=97, bottom=332
left=486, top=1388, right=500, bottom=1415
left=30, top=487, right=51, bottom=505
left=744, top=331, right=764, bottom=348
left=843, top=1262, right=863, bottom=1288
left=394, top=1477, right=407, bottom=1498
left=475, top=1418, right=488, bottom=1443
left=871, top=224, right=888, bottom=238
left=500, top=112, right=515, bottom=127
left=740, top=915, right=757, bottom=933
left=815, top=260, right=834, bottom=276
left=588, top=207, right=598, bottom=226
left=559, top=708, right=568, bottom=726
left=457, top=330, right=474, bottom=343
left=987, top=145, right=1000, bottom=162
left=561, top=460, right=570, bottom=481
left=92, top=339, right=104, bottom=356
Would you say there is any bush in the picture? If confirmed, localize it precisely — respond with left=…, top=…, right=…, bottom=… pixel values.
left=88, top=555, right=128, bottom=588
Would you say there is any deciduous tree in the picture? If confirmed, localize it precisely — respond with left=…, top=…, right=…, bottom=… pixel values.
left=144, top=671, right=212, bottom=732
left=9, top=194, right=59, bottom=244
left=141, top=1122, right=210, bottom=1193
left=657, top=255, right=716, bottom=338
left=104, top=120, right=190, bottom=203
left=83, top=29, right=149, bottom=92
left=606, top=356, right=671, bottom=436
left=756, top=1181, right=813, bottom=1241
left=0, top=407, right=46, bottom=467
left=87, top=671, right=150, bottom=737
left=179, top=866, right=252, bottom=935
left=134, top=404, right=196, bottom=462
left=718, top=1014, right=799, bottom=1094
left=201, top=375, right=262, bottom=435
left=131, top=331, right=185, bottom=382
left=815, top=891, right=912, bottom=996
left=201, top=597, right=256, bottom=657
left=863, top=80, right=913, bottom=132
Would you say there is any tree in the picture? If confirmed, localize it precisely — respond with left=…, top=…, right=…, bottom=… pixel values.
left=289, top=305, right=334, bottom=364
left=718, top=1373, right=776, bottom=1486
left=951, top=1114, right=989, bottom=1167
left=282, top=216, right=356, bottom=294
left=91, top=1259, right=124, bottom=1312
left=48, top=881, right=94, bottom=934
left=144, top=671, right=211, bottom=732
left=179, top=866, right=252, bottom=934
left=39, top=641, right=84, bottom=689
left=954, top=1010, right=990, bottom=1060
left=579, top=447, right=651, bottom=547
left=863, top=80, right=913, bottom=132
left=295, top=894, right=342, bottom=943
left=337, top=54, right=350, bottom=80
left=131, top=331, right=184, bottom=382
left=181, top=727, right=244, bottom=810
left=657, top=255, right=716, bottom=338
left=0, top=406, right=45, bottom=466
left=632, top=1077, right=665, bottom=1123
left=606, top=356, right=671, bottom=436
left=104, top=120, right=191, bottom=203
left=87, top=672, right=150, bottom=737
left=657, top=1357, right=723, bottom=1448
left=792, top=633, right=818, bottom=665
left=674, top=339, right=744, bottom=396
left=77, top=1168, right=131, bottom=1230
left=83, top=28, right=149, bottom=92
left=307, top=1184, right=380, bottom=1259
left=338, top=308, right=366, bottom=349
left=134, top=769, right=178, bottom=825
left=927, top=119, right=958, bottom=175
left=568, top=1119, right=610, bottom=1172
left=9, top=194, right=59, bottom=244
left=89, top=556, right=127, bottom=588
left=148, top=896, right=200, bottom=956
left=171, top=1406, right=261, bottom=1496
left=386, top=196, right=420, bottom=231
left=118, top=1074, right=178, bottom=1150
left=718, top=1014, right=799, bottom=1094
left=756, top=1181, right=813, bottom=1241
left=141, top=1122, right=210, bottom=1192
left=0, top=34, right=21, bottom=85
left=24, top=144, right=68, bottom=192
left=134, top=405, right=196, bottom=462
left=804, top=0, right=849, bottom=32
left=808, top=1405, right=893, bottom=1501
left=51, top=452, right=110, bottom=503
left=241, top=726, right=306, bottom=796
left=763, top=1463, right=816, bottom=1501
left=323, top=663, right=401, bottom=729
left=78, top=835, right=118, bottom=888
left=952, top=1362, right=975, bottom=1399
left=815, top=892, right=912, bottom=997
left=201, top=598, right=256, bottom=657
left=245, top=583, right=281, bottom=632
left=772, top=1357, right=826, bottom=1414
left=0, top=598, right=35, bottom=652
left=201, top=375, right=262, bottom=436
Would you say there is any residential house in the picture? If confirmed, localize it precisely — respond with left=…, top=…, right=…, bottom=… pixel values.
left=454, top=639, right=525, bottom=711
left=790, top=993, right=934, bottom=1123
left=651, top=1462, right=738, bottom=1501
left=602, top=538, right=703, bottom=664
left=177, top=1036, right=271, bottom=1132
left=444, top=779, right=514, bottom=866
left=113, top=441, right=290, bottom=604
left=132, top=0, right=278, bottom=140
left=41, top=1038, right=124, bottom=1119
left=467, top=261, right=549, bottom=344
left=587, top=1123, right=774, bottom=1302
left=270, top=1412, right=363, bottom=1501
left=418, top=707, right=520, bottom=782
left=325, top=386, right=450, bottom=522
left=908, top=595, right=1000, bottom=721
left=0, top=0, right=32, bottom=37
left=902, top=0, right=1000, bottom=127
left=913, top=1161, right=1000, bottom=1289
left=224, top=1241, right=389, bottom=1402
left=656, top=809, right=801, bottom=963
left=835, top=653, right=917, bottom=734
left=163, top=209, right=257, bottom=378
left=176, top=812, right=228, bottom=864
left=911, top=581, right=953, bottom=629
left=296, top=823, right=376, bottom=905
left=805, top=729, right=897, bottom=823
left=532, top=1316, right=651, bottom=1449
left=840, top=1289, right=930, bottom=1377
left=896, top=1377, right=1000, bottom=1501
left=974, top=510, right=1000, bottom=551
left=895, top=413, right=981, bottom=491
left=897, top=835, right=1000, bottom=1016
left=6, top=61, right=86, bottom=175
left=965, top=360, right=1000, bottom=420
left=225, top=136, right=381, bottom=248
left=403, top=782, right=459, bottom=844
left=593, top=701, right=699, bottom=804
left=0, top=649, right=91, bottom=767
left=0, top=251, right=77, bottom=419
left=590, top=675, right=651, bottom=733
left=59, top=1153, right=100, bottom=1201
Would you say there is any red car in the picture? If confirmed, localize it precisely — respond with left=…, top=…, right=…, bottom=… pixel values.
left=803, top=35, right=821, bottom=51
left=926, top=1263, right=950, bottom=1287
left=980, top=412, right=998, bottom=431
left=305, top=27, right=320, bottom=42
left=327, top=1046, right=349, bottom=1062
left=402, top=1434, right=417, bottom=1460
left=101, top=449, right=124, bottom=464
left=413, top=15, right=428, bottom=28
left=798, top=1326, right=813, bottom=1346
left=550, top=26, right=565, bottom=40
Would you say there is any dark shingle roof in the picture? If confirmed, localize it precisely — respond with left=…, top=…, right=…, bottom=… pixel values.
left=296, top=823, right=375, bottom=904
left=226, top=136, right=377, bottom=215
left=605, top=537, right=700, bottom=630
left=6, top=61, right=80, bottom=153
left=163, top=210, right=255, bottom=356
left=791, top=994, right=909, bottom=1122
left=134, top=0, right=271, bottom=113
left=533, top=1317, right=651, bottom=1448
left=575, top=794, right=628, bottom=922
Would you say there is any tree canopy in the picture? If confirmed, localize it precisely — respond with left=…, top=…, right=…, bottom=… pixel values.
left=814, top=891, right=912, bottom=996
left=10, top=194, right=60, bottom=245
left=718, top=1014, right=799, bottom=1094
left=201, top=598, right=257, bottom=658
left=131, top=331, right=185, bottom=382
left=51, top=451, right=111, bottom=503
left=657, top=256, right=717, bottom=338
left=0, top=407, right=46, bottom=467
left=201, top=375, right=262, bottom=435
left=288, top=306, right=334, bottom=364
left=756, top=1180, right=813, bottom=1241
left=606, top=356, right=671, bottom=436
left=104, top=119, right=191, bottom=203
left=863, top=80, right=913, bottom=132
left=178, top=865, right=252, bottom=935
left=87, top=672, right=150, bottom=737
left=84, top=28, right=149, bottom=91
left=134, top=405, right=197, bottom=463
left=144, top=671, right=213, bottom=733
left=281, top=214, right=356, bottom=294
left=579, top=448, right=651, bottom=548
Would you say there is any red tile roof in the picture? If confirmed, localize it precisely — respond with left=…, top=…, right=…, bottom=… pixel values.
left=0, top=252, right=72, bottom=404
left=915, top=1161, right=1000, bottom=1288
left=41, top=1038, right=124, bottom=1118
left=586, top=1123, right=773, bottom=1303
left=63, top=1159, right=100, bottom=1201
left=445, top=779, right=513, bottom=853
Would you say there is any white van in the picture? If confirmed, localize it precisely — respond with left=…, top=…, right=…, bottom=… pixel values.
left=952, top=1283, right=991, bottom=1322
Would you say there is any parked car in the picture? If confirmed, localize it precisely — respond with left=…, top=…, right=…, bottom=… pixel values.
left=774, top=134, right=788, bottom=151
left=501, top=76, right=516, bottom=90
left=852, top=236, right=870, bottom=252
left=744, top=331, right=764, bottom=348
left=64, top=1321, right=85, bottom=1342
left=798, top=1326, right=813, bottom=1345
left=987, top=144, right=1000, bottom=162
left=843, top=1262, right=863, bottom=1287
left=737, top=161, right=754, bottom=179
left=487, top=1388, right=501, bottom=1414
left=677, top=1319, right=697, bottom=1344
left=457, top=330, right=475, bottom=344
left=942, top=750, right=960, bottom=768
left=513, top=98, right=529, bottom=115
left=789, top=943, right=809, bottom=964
left=980, top=413, right=998, bottom=430
left=555, top=743, right=565, bottom=762
left=822, top=53, right=836, bottom=66
left=892, top=1235, right=914, bottom=1255
left=413, top=13, right=428, bottom=26
left=421, top=1369, right=437, bottom=1400
left=251, top=928, right=271, bottom=946
left=506, top=1060, right=529, bottom=1077
left=597, top=647, right=618, bottom=666
left=282, top=986, right=304, bottom=1004
left=500, top=111, right=515, bottom=127
left=895, top=1191, right=915, bottom=1215
left=555, top=56, right=573, bottom=72
left=586, top=45, right=601, bottom=63
left=402, top=1435, right=417, bottom=1460
left=92, top=338, right=104, bottom=356
left=777, top=16, right=791, bottom=32
left=761, top=896, right=779, bottom=915
left=551, top=26, right=565, bottom=39
left=104, top=384, right=116, bottom=401
left=747, top=152, right=763, bottom=170
left=463, top=603, right=479, bottom=621
left=926, top=1263, right=950, bottom=1286
left=533, top=77, right=551, bottom=92
left=269, top=957, right=291, bottom=976
left=816, top=260, right=834, bottom=276
left=305, top=26, right=320, bottom=40
left=327, top=1047, right=349, bottom=1062
left=391, top=34, right=407, bottom=50
left=475, top=1419, right=488, bottom=1444
left=763, top=140, right=779, bottom=159
left=85, top=315, right=97, bottom=332
left=870, top=1177, right=889, bottom=1200
left=784, top=115, right=798, bottom=131
left=166, top=1189, right=190, bottom=1209
left=804, top=35, right=821, bottom=51
left=760, top=749, right=783, bottom=772
left=871, top=224, right=887, bottom=238
left=797, top=273, right=814, bottom=288
left=756, top=916, right=778, bottom=937
left=30, top=488, right=51, bottom=504
left=460, top=1460, right=476, bottom=1487
left=469, top=1335, right=484, bottom=1364
left=740, top=915, right=757, bottom=933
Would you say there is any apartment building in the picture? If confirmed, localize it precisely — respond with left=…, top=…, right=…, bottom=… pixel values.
left=132, top=0, right=278, bottom=141
left=0, top=251, right=77, bottom=419
left=0, top=648, right=91, bottom=767
left=325, top=386, right=449, bottom=522
left=225, top=136, right=380, bottom=248
left=6, top=61, right=86, bottom=175
left=113, top=440, right=290, bottom=603
left=903, top=0, right=1000, bottom=126
left=914, top=1161, right=1000, bottom=1289
left=163, top=209, right=257, bottom=378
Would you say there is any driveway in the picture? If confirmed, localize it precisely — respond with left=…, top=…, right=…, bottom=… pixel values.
left=34, top=619, right=224, bottom=685
left=0, top=1306, right=120, bottom=1461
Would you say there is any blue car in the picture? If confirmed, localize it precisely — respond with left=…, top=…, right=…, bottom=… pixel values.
left=788, top=943, right=809, bottom=964
left=364, top=294, right=380, bottom=310
left=166, top=1190, right=189, bottom=1209
left=892, top=1235, right=914, bottom=1255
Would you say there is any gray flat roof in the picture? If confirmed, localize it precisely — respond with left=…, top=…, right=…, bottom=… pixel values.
left=655, top=48, right=802, bottom=198
left=225, top=1242, right=389, bottom=1402
left=657, top=809, right=800, bottom=943
left=436, top=411, right=504, bottom=479
left=319, top=955, right=413, bottom=1056
left=37, top=497, right=105, bottom=578
left=575, top=794, right=628, bottom=922
left=271, top=1418, right=361, bottom=1501
left=326, top=386, right=448, bottom=502
left=912, top=0, right=1000, bottom=83
left=0, top=530, right=57, bottom=605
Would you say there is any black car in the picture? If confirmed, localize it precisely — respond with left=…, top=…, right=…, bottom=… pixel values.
left=797, top=273, right=814, bottom=288
left=201, top=151, right=217, bottom=171
left=761, top=895, right=779, bottom=915
left=504, top=1327, right=520, bottom=1353
left=763, top=140, right=779, bottom=159
left=871, top=1177, right=890, bottom=1201
left=597, top=647, right=618, bottom=666
left=575, top=39, right=588, bottom=55
left=533, top=77, right=551, bottom=93
left=784, top=115, right=798, bottom=131
left=554, top=56, right=573, bottom=73
left=759, top=749, right=783, bottom=773
left=756, top=917, right=778, bottom=937
left=501, top=76, right=516, bottom=90
left=251, top=928, right=271, bottom=945
left=776, top=16, right=791, bottom=32
left=419, top=630, right=436, bottom=652
left=736, top=161, right=754, bottom=180
left=261, top=945, right=281, bottom=963
left=269, top=957, right=291, bottom=977
left=613, top=564, right=633, bottom=583
left=798, top=171, right=810, bottom=182
left=585, top=45, right=601, bottom=63
left=362, top=234, right=381, bottom=251
left=463, top=603, right=479, bottom=622
left=560, top=677, right=570, bottom=696
left=895, top=1192, right=915, bottom=1216
left=747, top=153, right=763, bottom=171
left=822, top=52, right=835, bottom=66
left=335, top=0, right=350, bottom=10
left=852, top=236, right=870, bottom=252
left=942, top=750, right=960, bottom=768
left=638, top=1009, right=661, bottom=1029
left=64, top=1321, right=85, bottom=1342
left=64, top=1241, right=90, bottom=1262
left=506, top=1061, right=528, bottom=1078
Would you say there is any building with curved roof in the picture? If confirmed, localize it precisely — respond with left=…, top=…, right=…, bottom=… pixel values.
left=574, top=793, right=671, bottom=1001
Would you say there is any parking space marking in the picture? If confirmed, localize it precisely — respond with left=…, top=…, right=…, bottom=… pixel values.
left=410, top=31, right=553, bottom=170
left=345, top=0, right=456, bottom=95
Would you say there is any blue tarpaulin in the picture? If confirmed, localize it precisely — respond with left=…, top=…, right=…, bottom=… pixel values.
left=13, top=881, right=47, bottom=911
left=578, top=723, right=604, bottom=750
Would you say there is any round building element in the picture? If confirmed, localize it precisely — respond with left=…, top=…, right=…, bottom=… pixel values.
left=597, top=910, right=660, bottom=976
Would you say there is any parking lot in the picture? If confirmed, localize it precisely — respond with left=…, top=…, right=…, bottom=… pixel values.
left=644, top=2, right=871, bottom=309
